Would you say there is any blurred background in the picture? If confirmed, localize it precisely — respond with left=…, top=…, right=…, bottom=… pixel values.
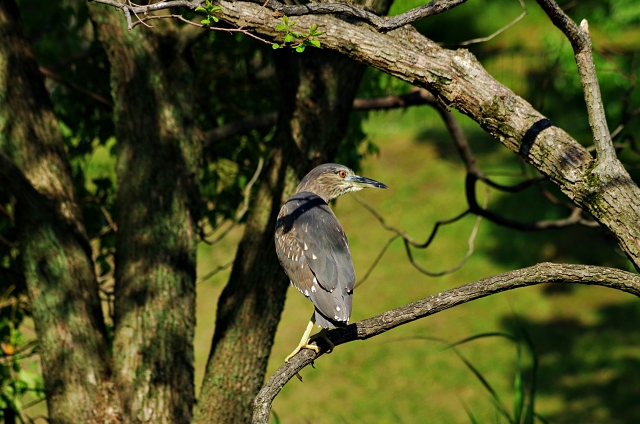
left=1, top=0, right=639, bottom=422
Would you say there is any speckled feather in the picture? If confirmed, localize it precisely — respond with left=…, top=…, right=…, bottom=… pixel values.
left=275, top=192, right=354, bottom=328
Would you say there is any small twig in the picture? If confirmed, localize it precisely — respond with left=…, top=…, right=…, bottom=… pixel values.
left=204, top=90, right=436, bottom=147
left=80, top=197, right=118, bottom=233
left=0, top=204, right=12, bottom=220
left=457, top=0, right=527, bottom=46
left=197, top=259, right=234, bottom=283
left=354, top=235, right=399, bottom=289
left=128, top=0, right=153, bottom=28
left=130, top=13, right=276, bottom=45
left=0, top=234, right=17, bottom=248
left=404, top=189, right=486, bottom=277
left=201, top=157, right=264, bottom=245
left=39, top=66, right=113, bottom=109
left=352, top=193, right=479, bottom=277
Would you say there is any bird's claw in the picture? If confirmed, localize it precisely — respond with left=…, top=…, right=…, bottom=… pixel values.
left=284, top=342, right=320, bottom=363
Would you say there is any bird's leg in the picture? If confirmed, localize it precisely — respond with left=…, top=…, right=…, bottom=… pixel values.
left=309, top=329, right=334, bottom=354
left=284, top=314, right=320, bottom=363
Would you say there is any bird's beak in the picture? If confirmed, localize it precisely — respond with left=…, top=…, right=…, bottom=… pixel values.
left=345, top=175, right=388, bottom=189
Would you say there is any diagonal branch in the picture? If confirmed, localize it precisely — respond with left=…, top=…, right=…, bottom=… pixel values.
left=535, top=0, right=619, bottom=178
left=253, top=262, right=640, bottom=423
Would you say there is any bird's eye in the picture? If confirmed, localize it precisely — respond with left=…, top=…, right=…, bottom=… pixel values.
left=338, top=170, right=347, bottom=178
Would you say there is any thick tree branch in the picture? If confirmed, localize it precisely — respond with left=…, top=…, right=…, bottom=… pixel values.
left=253, top=262, right=640, bottom=423
left=535, top=0, right=619, bottom=178
left=90, top=0, right=467, bottom=32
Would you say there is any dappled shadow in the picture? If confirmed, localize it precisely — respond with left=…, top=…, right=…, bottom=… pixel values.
left=502, top=300, right=640, bottom=423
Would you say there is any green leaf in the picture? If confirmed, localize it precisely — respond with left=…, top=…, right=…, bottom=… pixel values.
left=201, top=18, right=210, bottom=25
left=195, top=6, right=207, bottom=12
left=310, top=39, right=321, bottom=48
left=212, top=16, right=219, bottom=22
left=310, top=24, right=318, bottom=33
left=282, top=15, right=289, bottom=25
left=295, top=45, right=305, bottom=53
left=284, top=34, right=293, bottom=43
left=513, top=343, right=524, bottom=424
left=272, top=43, right=280, bottom=49
left=276, top=24, right=286, bottom=31
left=211, top=6, right=221, bottom=11
left=291, top=31, right=299, bottom=38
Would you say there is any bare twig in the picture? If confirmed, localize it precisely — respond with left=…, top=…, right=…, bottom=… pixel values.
left=352, top=193, right=478, bottom=277
left=197, top=259, right=234, bottom=283
left=354, top=235, right=399, bottom=288
left=457, top=0, right=527, bottom=46
left=130, top=13, right=277, bottom=44
left=91, top=0, right=467, bottom=33
left=253, top=263, right=640, bottom=423
left=80, top=197, right=118, bottom=233
left=0, top=234, right=17, bottom=248
left=203, top=89, right=436, bottom=147
left=201, top=157, right=264, bottom=245
left=39, top=66, right=113, bottom=109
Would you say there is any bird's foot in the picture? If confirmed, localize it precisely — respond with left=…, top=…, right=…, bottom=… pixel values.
left=284, top=342, right=320, bottom=363
left=310, top=330, right=334, bottom=354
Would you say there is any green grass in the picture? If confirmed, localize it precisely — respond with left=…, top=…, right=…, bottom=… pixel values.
left=196, top=104, right=639, bottom=423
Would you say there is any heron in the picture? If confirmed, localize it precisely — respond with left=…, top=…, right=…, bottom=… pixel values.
left=275, top=163, right=387, bottom=362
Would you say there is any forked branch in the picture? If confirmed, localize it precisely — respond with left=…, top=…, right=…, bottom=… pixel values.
left=253, top=262, right=640, bottom=423
left=535, top=0, right=620, bottom=177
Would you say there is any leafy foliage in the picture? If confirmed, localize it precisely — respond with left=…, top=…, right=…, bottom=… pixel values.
left=272, top=16, right=322, bottom=53
left=195, top=0, right=222, bottom=26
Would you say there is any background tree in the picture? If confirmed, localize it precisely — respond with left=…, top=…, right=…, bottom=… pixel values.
left=0, top=0, right=638, bottom=423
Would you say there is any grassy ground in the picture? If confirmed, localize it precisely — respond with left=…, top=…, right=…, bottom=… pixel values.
left=196, top=105, right=639, bottom=423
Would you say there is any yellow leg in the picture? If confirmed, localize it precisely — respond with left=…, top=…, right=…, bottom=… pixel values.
left=284, top=315, right=320, bottom=363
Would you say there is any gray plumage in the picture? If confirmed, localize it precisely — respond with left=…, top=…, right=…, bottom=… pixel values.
left=275, top=163, right=387, bottom=328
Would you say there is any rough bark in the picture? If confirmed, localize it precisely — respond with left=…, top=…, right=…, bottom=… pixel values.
left=194, top=49, right=368, bottom=423
left=253, top=262, right=640, bottom=423
left=0, top=2, right=120, bottom=422
left=89, top=6, right=200, bottom=423
left=213, top=0, right=640, bottom=269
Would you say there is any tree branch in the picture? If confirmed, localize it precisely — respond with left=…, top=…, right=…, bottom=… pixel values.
left=204, top=90, right=436, bottom=147
left=39, top=66, right=113, bottom=108
left=253, top=262, right=640, bottom=423
left=90, top=0, right=467, bottom=33
left=535, top=0, right=619, bottom=178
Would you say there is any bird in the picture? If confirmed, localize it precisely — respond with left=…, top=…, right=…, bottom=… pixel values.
left=275, top=163, right=387, bottom=363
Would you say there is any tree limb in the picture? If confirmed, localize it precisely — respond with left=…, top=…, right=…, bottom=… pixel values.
left=204, top=90, right=436, bottom=147
left=253, top=262, right=640, bottom=423
left=90, top=0, right=467, bottom=32
left=535, top=0, right=619, bottom=178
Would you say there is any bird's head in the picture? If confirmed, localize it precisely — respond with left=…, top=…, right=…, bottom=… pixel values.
left=296, top=163, right=388, bottom=202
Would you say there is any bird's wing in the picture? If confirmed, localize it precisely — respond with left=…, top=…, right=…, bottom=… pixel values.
left=275, top=193, right=354, bottom=324
left=288, top=194, right=355, bottom=294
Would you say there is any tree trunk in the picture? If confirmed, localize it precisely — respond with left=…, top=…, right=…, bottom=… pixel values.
left=0, top=2, right=120, bottom=422
left=194, top=49, right=367, bottom=423
left=89, top=7, right=200, bottom=423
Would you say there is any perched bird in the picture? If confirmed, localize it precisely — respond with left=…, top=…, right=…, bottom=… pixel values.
left=275, top=163, right=387, bottom=362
